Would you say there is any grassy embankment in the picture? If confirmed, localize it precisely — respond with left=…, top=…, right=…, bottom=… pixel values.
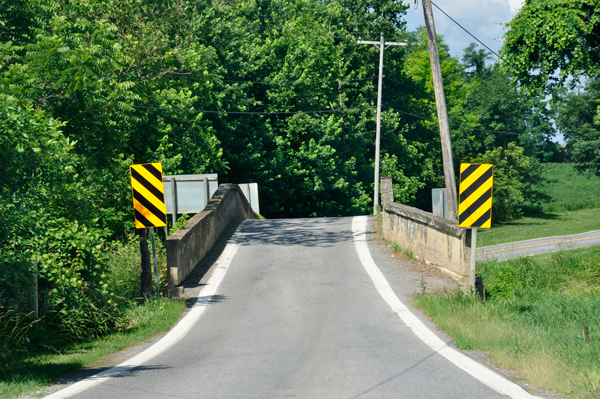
left=416, top=247, right=600, bottom=398
left=416, top=163, right=600, bottom=398
left=0, top=236, right=188, bottom=399
left=478, top=163, right=600, bottom=247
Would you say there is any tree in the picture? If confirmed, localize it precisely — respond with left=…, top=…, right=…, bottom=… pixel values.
left=462, top=43, right=492, bottom=79
left=556, top=78, right=600, bottom=176
left=459, top=70, right=557, bottom=162
left=502, top=1, right=600, bottom=174
left=474, top=143, right=550, bottom=221
left=0, top=94, right=112, bottom=335
left=502, top=0, right=600, bottom=95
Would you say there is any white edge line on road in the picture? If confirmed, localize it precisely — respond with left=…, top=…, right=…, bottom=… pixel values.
left=352, top=216, right=541, bottom=399
left=43, top=239, right=241, bottom=399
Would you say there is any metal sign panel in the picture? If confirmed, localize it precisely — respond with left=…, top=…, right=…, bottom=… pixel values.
left=163, top=174, right=218, bottom=214
left=432, top=188, right=449, bottom=220
left=130, top=163, right=167, bottom=228
left=238, top=183, right=260, bottom=215
left=458, top=163, right=494, bottom=228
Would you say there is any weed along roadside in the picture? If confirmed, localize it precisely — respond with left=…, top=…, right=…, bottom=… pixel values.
left=0, top=233, right=187, bottom=399
left=415, top=247, right=600, bottom=399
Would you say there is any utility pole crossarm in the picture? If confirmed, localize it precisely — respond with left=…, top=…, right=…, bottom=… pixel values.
left=357, top=40, right=408, bottom=46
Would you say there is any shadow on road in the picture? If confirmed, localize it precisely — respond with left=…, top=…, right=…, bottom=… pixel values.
left=240, top=218, right=356, bottom=247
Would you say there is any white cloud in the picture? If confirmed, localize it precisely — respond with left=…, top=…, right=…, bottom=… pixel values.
left=507, top=0, right=524, bottom=14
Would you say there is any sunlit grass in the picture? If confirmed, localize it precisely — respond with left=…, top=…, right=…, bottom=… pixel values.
left=478, top=163, right=600, bottom=247
left=416, top=247, right=600, bottom=398
left=541, top=163, right=600, bottom=213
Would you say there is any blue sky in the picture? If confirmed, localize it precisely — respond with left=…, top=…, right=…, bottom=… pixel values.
left=403, top=0, right=524, bottom=59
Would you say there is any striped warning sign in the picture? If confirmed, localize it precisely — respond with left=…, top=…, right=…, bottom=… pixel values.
left=130, top=163, right=167, bottom=229
left=458, top=163, right=494, bottom=228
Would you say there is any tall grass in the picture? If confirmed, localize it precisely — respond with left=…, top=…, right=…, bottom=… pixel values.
left=537, top=163, right=600, bottom=213
left=416, top=248, right=600, bottom=398
left=0, top=298, right=185, bottom=399
left=104, top=234, right=167, bottom=303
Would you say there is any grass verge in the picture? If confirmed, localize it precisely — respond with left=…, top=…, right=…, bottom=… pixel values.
left=0, top=298, right=186, bottom=399
left=415, top=246, right=600, bottom=398
left=478, top=207, right=600, bottom=247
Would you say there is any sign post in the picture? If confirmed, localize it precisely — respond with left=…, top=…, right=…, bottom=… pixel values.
left=130, top=163, right=167, bottom=299
left=458, top=163, right=494, bottom=289
left=150, top=227, right=160, bottom=299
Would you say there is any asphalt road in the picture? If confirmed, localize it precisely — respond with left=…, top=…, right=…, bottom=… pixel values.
left=50, top=217, right=534, bottom=399
left=477, top=229, right=600, bottom=261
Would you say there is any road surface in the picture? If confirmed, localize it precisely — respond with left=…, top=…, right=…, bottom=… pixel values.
left=477, top=229, right=600, bottom=261
left=47, top=216, right=537, bottom=399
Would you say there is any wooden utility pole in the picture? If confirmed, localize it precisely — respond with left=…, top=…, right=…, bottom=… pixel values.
left=422, top=0, right=458, bottom=222
left=357, top=34, right=407, bottom=215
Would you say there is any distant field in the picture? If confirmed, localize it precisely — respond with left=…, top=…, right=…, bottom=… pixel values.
left=540, top=163, right=600, bottom=213
left=478, top=163, right=600, bottom=247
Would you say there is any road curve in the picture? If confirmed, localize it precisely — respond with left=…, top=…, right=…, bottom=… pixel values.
left=49, top=217, right=534, bottom=399
left=477, top=229, right=600, bottom=261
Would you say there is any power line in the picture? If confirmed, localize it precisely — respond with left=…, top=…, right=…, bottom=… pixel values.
left=134, top=103, right=523, bottom=135
left=430, top=1, right=505, bottom=62
left=218, top=77, right=373, bottom=86
left=133, top=105, right=375, bottom=115
left=384, top=105, right=522, bottom=135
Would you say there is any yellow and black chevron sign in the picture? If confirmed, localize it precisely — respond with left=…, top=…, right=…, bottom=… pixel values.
left=458, top=163, right=494, bottom=228
left=130, top=163, right=167, bottom=229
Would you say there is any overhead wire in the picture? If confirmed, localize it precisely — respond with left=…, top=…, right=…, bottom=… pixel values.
left=131, top=6, right=527, bottom=136
left=384, top=105, right=522, bottom=135
left=132, top=105, right=375, bottom=115
left=132, top=103, right=523, bottom=136
left=430, top=1, right=505, bottom=62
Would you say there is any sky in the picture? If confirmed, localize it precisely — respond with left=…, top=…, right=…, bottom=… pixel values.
left=403, top=0, right=524, bottom=59
left=402, top=1, right=566, bottom=143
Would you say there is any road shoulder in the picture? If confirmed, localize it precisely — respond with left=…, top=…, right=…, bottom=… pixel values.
left=365, top=216, right=564, bottom=399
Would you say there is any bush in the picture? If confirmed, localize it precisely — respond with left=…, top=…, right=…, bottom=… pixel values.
left=478, top=257, right=534, bottom=298
left=473, top=143, right=551, bottom=221
left=105, top=232, right=167, bottom=304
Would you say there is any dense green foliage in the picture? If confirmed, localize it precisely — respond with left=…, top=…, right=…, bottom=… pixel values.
left=474, top=143, right=550, bottom=221
left=502, top=1, right=600, bottom=177
left=502, top=0, right=600, bottom=96
left=555, top=78, right=600, bottom=177
left=0, top=0, right=556, bottom=346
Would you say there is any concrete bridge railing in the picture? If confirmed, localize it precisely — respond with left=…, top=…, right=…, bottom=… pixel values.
left=381, top=193, right=474, bottom=292
left=165, top=183, right=258, bottom=298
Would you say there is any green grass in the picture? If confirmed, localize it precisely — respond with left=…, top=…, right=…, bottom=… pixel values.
left=478, top=207, right=600, bottom=247
left=415, top=247, right=600, bottom=398
left=478, top=163, right=600, bottom=247
left=391, top=240, right=416, bottom=260
left=0, top=298, right=186, bottom=399
left=541, top=163, right=600, bottom=213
